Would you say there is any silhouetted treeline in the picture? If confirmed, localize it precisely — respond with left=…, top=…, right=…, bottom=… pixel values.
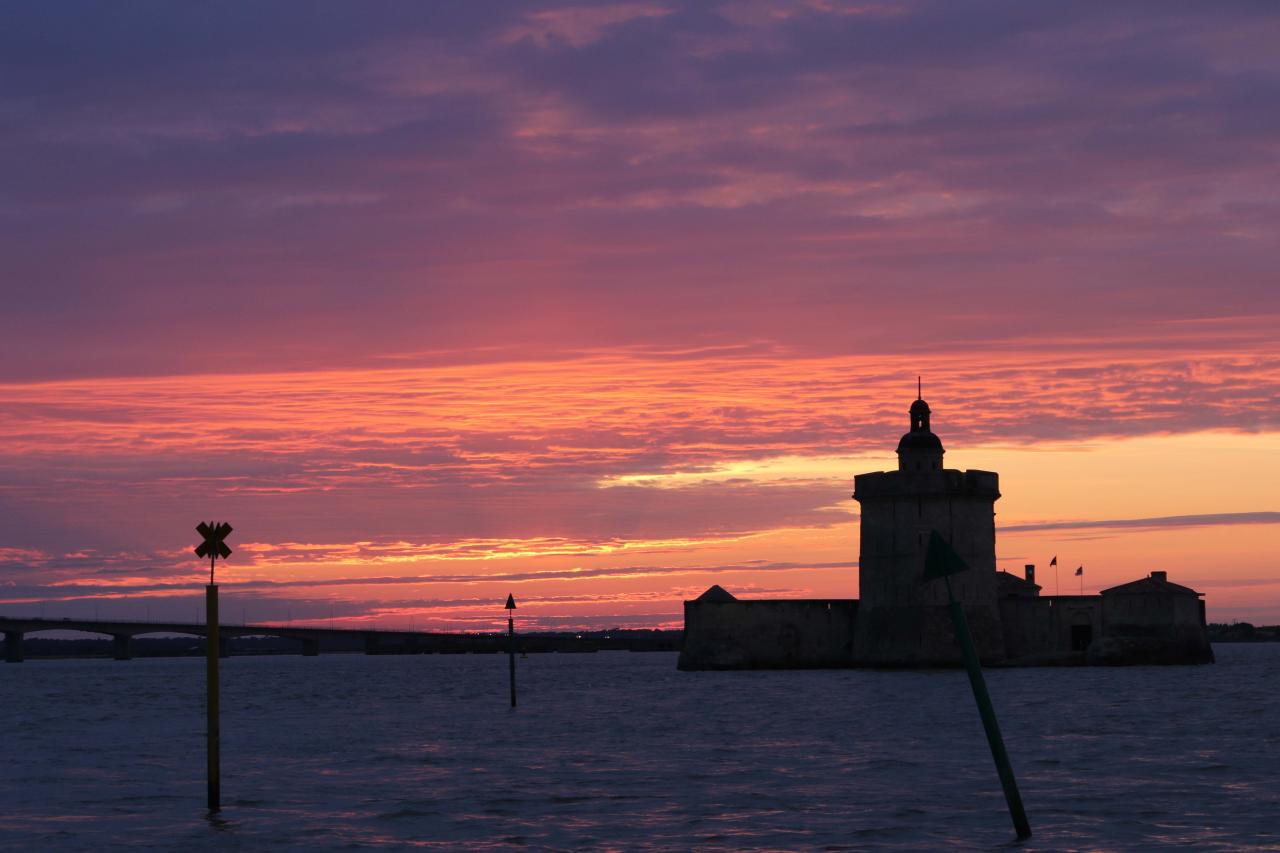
left=1206, top=623, right=1280, bottom=642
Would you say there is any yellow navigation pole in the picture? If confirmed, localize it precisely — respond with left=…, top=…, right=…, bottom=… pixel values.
left=195, top=521, right=233, bottom=813
left=206, top=576, right=220, bottom=812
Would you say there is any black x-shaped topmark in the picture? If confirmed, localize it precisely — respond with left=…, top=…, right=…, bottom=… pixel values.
left=195, top=522, right=233, bottom=560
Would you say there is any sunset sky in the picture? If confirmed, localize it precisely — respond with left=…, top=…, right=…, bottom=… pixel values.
left=3, top=1, right=1278, bottom=630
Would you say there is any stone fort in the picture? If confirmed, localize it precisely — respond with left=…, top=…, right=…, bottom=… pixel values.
left=678, top=393, right=1213, bottom=669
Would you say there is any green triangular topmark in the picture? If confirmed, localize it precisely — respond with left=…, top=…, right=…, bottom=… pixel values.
left=505, top=593, right=516, bottom=610
left=923, top=530, right=971, bottom=581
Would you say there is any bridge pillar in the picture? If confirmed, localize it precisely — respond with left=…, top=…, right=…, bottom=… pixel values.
left=112, top=634, right=133, bottom=660
left=219, top=636, right=231, bottom=659
left=301, top=638, right=320, bottom=656
left=3, top=631, right=22, bottom=663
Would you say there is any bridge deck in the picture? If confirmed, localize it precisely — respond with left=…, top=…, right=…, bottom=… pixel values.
left=0, top=617, right=681, bottom=661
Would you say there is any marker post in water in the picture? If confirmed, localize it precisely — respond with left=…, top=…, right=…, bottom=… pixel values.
left=195, top=521, right=233, bottom=813
left=505, top=594, right=517, bottom=708
left=924, top=530, right=1031, bottom=840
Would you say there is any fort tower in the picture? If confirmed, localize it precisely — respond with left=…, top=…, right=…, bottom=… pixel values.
left=852, top=392, right=1005, bottom=664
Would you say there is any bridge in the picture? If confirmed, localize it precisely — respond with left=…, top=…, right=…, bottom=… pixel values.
left=0, top=616, right=681, bottom=662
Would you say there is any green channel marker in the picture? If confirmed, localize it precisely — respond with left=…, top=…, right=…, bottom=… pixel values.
left=924, top=530, right=1032, bottom=840
left=505, top=593, right=517, bottom=708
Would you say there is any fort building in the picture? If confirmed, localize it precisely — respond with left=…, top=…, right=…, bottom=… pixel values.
left=678, top=393, right=1213, bottom=670
left=852, top=395, right=1004, bottom=665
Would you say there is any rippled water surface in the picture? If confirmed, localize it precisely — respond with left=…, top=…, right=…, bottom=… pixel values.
left=2, top=645, right=1278, bottom=850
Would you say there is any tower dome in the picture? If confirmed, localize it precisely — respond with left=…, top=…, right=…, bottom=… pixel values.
left=896, top=387, right=944, bottom=469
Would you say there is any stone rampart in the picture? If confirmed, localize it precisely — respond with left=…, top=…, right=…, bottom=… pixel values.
left=677, top=599, right=857, bottom=670
left=853, top=603, right=1006, bottom=666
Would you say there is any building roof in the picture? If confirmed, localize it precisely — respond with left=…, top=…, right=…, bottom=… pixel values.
left=1100, top=571, right=1202, bottom=597
left=996, top=571, right=1041, bottom=597
left=897, top=430, right=944, bottom=453
left=897, top=394, right=945, bottom=455
left=695, top=584, right=738, bottom=603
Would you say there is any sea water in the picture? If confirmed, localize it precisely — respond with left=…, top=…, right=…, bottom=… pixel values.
left=1, top=645, right=1277, bottom=851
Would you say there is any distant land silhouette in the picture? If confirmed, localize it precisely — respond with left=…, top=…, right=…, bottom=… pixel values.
left=2, top=629, right=682, bottom=661
left=1207, top=623, right=1280, bottom=642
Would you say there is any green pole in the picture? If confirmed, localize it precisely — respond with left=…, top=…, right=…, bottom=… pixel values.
left=508, top=612, right=517, bottom=708
left=945, top=575, right=1030, bottom=839
left=207, top=580, right=221, bottom=812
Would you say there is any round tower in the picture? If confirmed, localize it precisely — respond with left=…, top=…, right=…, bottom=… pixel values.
left=852, top=392, right=1005, bottom=664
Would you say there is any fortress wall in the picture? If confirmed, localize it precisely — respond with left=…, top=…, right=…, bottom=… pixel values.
left=1102, top=592, right=1204, bottom=630
left=1052, top=597, right=1103, bottom=650
left=853, top=603, right=1006, bottom=666
left=677, top=600, right=857, bottom=671
left=1096, top=592, right=1213, bottom=664
left=999, top=596, right=1102, bottom=661
left=999, top=598, right=1056, bottom=658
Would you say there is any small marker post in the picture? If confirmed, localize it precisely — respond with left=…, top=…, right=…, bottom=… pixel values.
left=505, top=593, right=517, bottom=708
left=924, top=530, right=1031, bottom=841
left=206, top=578, right=220, bottom=812
left=195, top=521, right=233, bottom=813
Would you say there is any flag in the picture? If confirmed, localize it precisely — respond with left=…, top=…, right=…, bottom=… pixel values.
left=1050, top=556, right=1057, bottom=566
left=1075, top=566, right=1083, bottom=576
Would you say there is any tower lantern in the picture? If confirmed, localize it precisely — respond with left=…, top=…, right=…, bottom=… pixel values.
left=910, top=397, right=931, bottom=432
left=897, top=389, right=944, bottom=473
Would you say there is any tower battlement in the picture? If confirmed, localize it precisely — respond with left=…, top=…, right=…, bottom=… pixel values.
left=853, top=468, right=999, bottom=500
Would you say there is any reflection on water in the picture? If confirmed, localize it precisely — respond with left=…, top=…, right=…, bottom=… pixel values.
left=1, top=646, right=1278, bottom=850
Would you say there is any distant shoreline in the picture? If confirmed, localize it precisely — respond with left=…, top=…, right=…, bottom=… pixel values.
left=2, top=630, right=684, bottom=661
left=7, top=626, right=1277, bottom=662
left=1207, top=623, right=1280, bottom=643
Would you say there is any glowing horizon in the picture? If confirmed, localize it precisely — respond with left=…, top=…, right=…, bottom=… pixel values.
left=2, top=346, right=1277, bottom=627
left=2, top=2, right=1277, bottom=628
